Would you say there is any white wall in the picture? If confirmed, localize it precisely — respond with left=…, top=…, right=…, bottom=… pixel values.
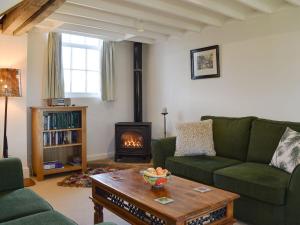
left=145, top=7, right=300, bottom=138
left=27, top=30, right=134, bottom=161
left=26, top=30, right=48, bottom=171
left=0, top=34, right=29, bottom=177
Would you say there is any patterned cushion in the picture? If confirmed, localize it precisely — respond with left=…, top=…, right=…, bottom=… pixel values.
left=175, top=120, right=216, bottom=157
left=270, top=127, right=300, bottom=173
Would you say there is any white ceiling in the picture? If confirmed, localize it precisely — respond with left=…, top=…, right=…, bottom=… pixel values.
left=35, top=0, right=300, bottom=44
left=0, top=0, right=22, bottom=15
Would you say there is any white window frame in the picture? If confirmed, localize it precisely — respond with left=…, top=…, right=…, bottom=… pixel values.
left=62, top=34, right=102, bottom=98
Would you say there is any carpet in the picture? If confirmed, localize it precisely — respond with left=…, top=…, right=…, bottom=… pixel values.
left=57, top=167, right=120, bottom=187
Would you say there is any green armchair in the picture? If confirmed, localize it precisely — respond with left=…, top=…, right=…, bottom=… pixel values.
left=0, top=158, right=116, bottom=225
left=0, top=158, right=24, bottom=192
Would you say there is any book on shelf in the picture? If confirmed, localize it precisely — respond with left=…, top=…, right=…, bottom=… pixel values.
left=43, top=111, right=81, bottom=130
left=68, top=156, right=81, bottom=166
left=68, top=161, right=81, bottom=166
left=43, top=130, right=79, bottom=146
left=43, top=161, right=64, bottom=170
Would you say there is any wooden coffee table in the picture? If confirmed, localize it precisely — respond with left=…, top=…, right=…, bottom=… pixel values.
left=90, top=169, right=239, bottom=225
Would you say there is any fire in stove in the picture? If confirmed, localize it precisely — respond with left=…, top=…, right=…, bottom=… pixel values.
left=121, top=132, right=144, bottom=149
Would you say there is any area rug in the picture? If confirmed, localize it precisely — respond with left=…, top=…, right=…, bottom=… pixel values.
left=57, top=167, right=120, bottom=188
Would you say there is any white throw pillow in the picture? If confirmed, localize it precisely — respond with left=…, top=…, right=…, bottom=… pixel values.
left=270, top=127, right=300, bottom=173
left=175, top=120, right=216, bottom=157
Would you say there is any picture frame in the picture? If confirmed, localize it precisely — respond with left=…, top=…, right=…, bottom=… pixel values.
left=190, top=45, right=220, bottom=80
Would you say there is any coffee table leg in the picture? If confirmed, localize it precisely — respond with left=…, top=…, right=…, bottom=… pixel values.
left=94, top=202, right=103, bottom=224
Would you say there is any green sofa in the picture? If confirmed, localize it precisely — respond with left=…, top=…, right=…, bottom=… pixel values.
left=0, top=158, right=116, bottom=225
left=152, top=116, right=300, bottom=225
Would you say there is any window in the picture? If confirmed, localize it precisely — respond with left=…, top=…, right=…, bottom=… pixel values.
left=62, top=33, right=103, bottom=98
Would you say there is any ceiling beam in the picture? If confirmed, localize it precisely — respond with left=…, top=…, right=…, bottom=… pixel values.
left=236, top=0, right=281, bottom=13
left=49, top=13, right=169, bottom=41
left=66, top=0, right=204, bottom=32
left=57, top=3, right=185, bottom=37
left=57, top=24, right=155, bottom=44
left=14, top=0, right=66, bottom=35
left=182, top=0, right=247, bottom=20
left=2, top=0, right=48, bottom=34
left=57, top=23, right=126, bottom=40
left=124, top=0, right=224, bottom=26
left=127, top=36, right=155, bottom=44
left=34, top=18, right=64, bottom=31
left=285, top=0, right=300, bottom=6
left=2, top=0, right=65, bottom=35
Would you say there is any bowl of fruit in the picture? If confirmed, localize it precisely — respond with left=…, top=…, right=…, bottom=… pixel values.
left=142, top=167, right=171, bottom=189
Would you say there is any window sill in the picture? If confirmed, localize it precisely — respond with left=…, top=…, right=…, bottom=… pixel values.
left=65, top=93, right=101, bottom=99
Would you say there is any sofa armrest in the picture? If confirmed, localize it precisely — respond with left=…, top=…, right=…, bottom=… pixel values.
left=286, top=164, right=300, bottom=225
left=151, top=137, right=176, bottom=168
left=0, top=158, right=24, bottom=192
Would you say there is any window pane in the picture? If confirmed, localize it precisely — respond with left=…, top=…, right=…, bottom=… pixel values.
left=70, top=34, right=85, bottom=44
left=86, top=37, right=99, bottom=47
left=62, top=33, right=70, bottom=43
left=87, top=49, right=100, bottom=71
left=62, top=46, right=71, bottom=69
left=87, top=71, right=100, bottom=93
left=72, top=70, right=86, bottom=92
left=64, top=69, right=71, bottom=92
left=62, top=33, right=102, bottom=97
left=72, top=47, right=86, bottom=70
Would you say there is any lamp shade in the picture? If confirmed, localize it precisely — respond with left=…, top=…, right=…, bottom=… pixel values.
left=0, top=68, right=21, bottom=97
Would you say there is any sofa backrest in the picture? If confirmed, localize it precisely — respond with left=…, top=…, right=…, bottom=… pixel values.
left=201, top=116, right=255, bottom=161
left=247, top=118, right=300, bottom=164
left=0, top=158, right=24, bottom=192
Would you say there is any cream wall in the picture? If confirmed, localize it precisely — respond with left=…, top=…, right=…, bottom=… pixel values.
left=0, top=34, right=29, bottom=177
left=27, top=30, right=134, bottom=162
left=4, top=5, right=300, bottom=172
left=144, top=7, right=300, bottom=138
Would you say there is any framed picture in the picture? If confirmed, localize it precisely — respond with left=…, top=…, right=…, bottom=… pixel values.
left=190, top=45, right=220, bottom=80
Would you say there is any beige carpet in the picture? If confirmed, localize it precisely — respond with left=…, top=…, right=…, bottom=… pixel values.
left=29, top=175, right=248, bottom=225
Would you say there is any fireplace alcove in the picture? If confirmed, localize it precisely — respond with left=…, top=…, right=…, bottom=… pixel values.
left=115, top=42, right=152, bottom=162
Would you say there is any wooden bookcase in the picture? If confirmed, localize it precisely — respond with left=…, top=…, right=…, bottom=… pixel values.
left=31, top=106, right=87, bottom=181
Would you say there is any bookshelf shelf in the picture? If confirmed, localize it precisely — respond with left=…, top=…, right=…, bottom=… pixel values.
left=44, top=165, right=82, bottom=175
left=43, top=143, right=82, bottom=149
left=31, top=106, right=87, bottom=181
left=43, top=128, right=82, bottom=132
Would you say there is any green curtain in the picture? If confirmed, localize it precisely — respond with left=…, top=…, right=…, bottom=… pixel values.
left=46, top=32, right=64, bottom=98
left=101, top=41, right=115, bottom=101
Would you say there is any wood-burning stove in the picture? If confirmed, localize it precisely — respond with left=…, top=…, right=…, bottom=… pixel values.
left=115, top=42, right=152, bottom=162
left=115, top=122, right=151, bottom=161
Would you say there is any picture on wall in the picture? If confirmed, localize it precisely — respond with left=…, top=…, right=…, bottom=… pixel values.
left=190, top=45, right=220, bottom=79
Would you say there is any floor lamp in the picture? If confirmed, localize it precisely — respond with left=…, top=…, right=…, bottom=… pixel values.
left=0, top=68, right=22, bottom=158
left=0, top=69, right=35, bottom=187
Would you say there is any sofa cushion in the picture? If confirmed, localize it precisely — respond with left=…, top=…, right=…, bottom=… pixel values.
left=270, top=127, right=300, bottom=173
left=0, top=211, right=77, bottom=225
left=214, top=162, right=290, bottom=205
left=0, top=188, right=52, bottom=222
left=165, top=155, right=241, bottom=184
left=201, top=116, right=255, bottom=161
left=175, top=120, right=215, bottom=157
left=247, top=118, right=300, bottom=164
